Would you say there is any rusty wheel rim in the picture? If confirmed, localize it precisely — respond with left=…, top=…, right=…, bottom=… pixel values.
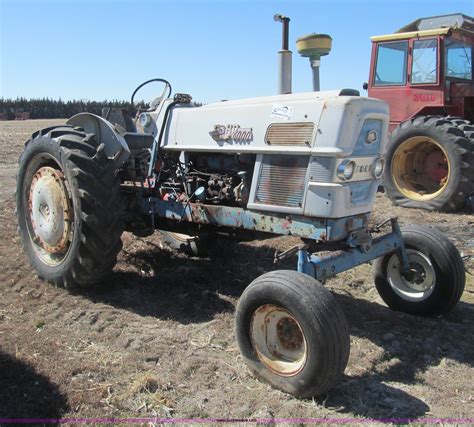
left=26, top=161, right=74, bottom=266
left=250, top=304, right=307, bottom=376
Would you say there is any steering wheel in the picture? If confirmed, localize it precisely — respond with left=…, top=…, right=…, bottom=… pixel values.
left=130, top=78, right=172, bottom=112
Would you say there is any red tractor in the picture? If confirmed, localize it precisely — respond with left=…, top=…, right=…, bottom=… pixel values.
left=366, top=13, right=474, bottom=211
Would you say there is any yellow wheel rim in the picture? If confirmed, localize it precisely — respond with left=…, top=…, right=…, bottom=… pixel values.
left=392, top=136, right=450, bottom=201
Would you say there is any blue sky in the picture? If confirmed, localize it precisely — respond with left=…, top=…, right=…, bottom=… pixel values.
left=1, top=0, right=473, bottom=104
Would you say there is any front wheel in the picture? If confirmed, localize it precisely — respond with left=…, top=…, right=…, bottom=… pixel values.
left=374, top=225, right=465, bottom=316
left=235, top=270, right=350, bottom=397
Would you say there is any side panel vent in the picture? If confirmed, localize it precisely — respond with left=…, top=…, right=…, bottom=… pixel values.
left=255, top=155, right=308, bottom=207
left=309, top=157, right=337, bottom=182
left=265, top=122, right=314, bottom=146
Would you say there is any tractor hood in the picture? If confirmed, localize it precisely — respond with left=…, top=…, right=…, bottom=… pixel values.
left=163, top=90, right=389, bottom=158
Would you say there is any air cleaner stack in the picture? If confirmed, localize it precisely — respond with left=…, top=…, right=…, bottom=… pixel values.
left=296, top=33, right=332, bottom=91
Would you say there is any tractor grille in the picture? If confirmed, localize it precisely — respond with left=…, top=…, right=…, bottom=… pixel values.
left=255, top=155, right=308, bottom=207
left=309, top=157, right=338, bottom=182
left=265, top=122, right=314, bottom=146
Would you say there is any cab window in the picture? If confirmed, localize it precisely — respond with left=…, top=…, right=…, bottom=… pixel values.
left=411, top=39, right=438, bottom=84
left=374, top=41, right=408, bottom=86
left=445, top=39, right=472, bottom=80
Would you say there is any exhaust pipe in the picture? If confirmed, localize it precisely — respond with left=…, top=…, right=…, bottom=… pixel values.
left=274, top=14, right=292, bottom=95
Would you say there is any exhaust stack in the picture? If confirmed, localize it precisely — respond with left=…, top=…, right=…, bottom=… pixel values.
left=274, top=14, right=292, bottom=95
left=296, top=34, right=332, bottom=92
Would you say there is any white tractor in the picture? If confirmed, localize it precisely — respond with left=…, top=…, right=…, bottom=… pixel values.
left=16, top=16, right=465, bottom=397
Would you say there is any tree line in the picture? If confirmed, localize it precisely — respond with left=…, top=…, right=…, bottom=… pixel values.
left=0, top=98, right=147, bottom=120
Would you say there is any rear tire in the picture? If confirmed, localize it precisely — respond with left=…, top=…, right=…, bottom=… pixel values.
left=235, top=270, right=350, bottom=397
left=16, top=126, right=124, bottom=289
left=374, top=225, right=465, bottom=316
left=445, top=116, right=474, bottom=144
left=384, top=116, right=474, bottom=211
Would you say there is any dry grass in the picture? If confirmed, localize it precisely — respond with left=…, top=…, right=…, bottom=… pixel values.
left=0, top=119, right=473, bottom=421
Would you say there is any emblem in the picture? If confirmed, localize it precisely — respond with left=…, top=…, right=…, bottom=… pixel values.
left=209, top=124, right=253, bottom=145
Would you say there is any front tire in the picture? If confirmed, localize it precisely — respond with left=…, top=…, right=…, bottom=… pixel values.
left=384, top=116, right=474, bottom=211
left=235, top=270, right=350, bottom=397
left=374, top=225, right=465, bottom=316
left=16, top=126, right=124, bottom=289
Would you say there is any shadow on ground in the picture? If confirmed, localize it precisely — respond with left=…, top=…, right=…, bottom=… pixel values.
left=82, top=238, right=473, bottom=418
left=0, top=351, right=69, bottom=420
left=324, top=292, right=473, bottom=418
left=86, top=238, right=290, bottom=324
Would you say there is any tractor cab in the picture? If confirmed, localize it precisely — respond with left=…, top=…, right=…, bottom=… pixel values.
left=367, top=13, right=474, bottom=130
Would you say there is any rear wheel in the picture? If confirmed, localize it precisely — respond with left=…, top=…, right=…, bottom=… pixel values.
left=374, top=225, right=465, bottom=316
left=384, top=116, right=474, bottom=211
left=235, top=270, right=350, bottom=397
left=16, top=126, right=124, bottom=289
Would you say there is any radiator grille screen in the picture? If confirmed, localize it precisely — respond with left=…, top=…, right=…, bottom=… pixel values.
left=265, top=122, right=314, bottom=146
left=309, top=157, right=337, bottom=182
left=255, top=156, right=308, bottom=207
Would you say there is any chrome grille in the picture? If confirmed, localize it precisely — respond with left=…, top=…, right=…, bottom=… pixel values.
left=309, top=157, right=337, bottom=182
left=265, top=122, right=314, bottom=146
left=255, top=156, right=308, bottom=207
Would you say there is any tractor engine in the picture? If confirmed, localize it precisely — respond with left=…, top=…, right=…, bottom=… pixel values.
left=156, top=153, right=254, bottom=207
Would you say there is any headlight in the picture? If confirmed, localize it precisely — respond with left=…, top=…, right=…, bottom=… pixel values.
left=337, top=159, right=356, bottom=181
left=139, top=113, right=152, bottom=128
left=373, top=158, right=385, bottom=178
left=365, top=130, right=378, bottom=144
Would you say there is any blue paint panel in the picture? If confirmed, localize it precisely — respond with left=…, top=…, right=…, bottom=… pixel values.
left=326, top=214, right=368, bottom=241
left=141, top=198, right=370, bottom=242
left=308, top=231, right=403, bottom=281
left=348, top=181, right=378, bottom=206
left=352, top=119, right=383, bottom=156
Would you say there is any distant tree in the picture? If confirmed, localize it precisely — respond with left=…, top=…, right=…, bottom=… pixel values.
left=0, top=98, right=145, bottom=120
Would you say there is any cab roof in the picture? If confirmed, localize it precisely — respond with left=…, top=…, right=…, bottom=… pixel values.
left=371, top=13, right=474, bottom=42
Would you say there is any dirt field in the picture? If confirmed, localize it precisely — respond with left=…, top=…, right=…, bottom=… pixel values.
left=1, top=119, right=473, bottom=422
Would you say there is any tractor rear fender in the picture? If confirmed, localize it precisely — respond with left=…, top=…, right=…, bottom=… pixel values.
left=66, top=113, right=130, bottom=167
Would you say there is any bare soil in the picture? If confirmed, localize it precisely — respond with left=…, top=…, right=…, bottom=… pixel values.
left=1, top=119, right=473, bottom=421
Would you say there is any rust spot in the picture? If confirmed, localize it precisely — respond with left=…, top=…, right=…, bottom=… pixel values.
left=276, top=317, right=303, bottom=351
left=28, top=166, right=72, bottom=254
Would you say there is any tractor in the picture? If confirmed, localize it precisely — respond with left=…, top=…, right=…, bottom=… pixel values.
left=366, top=13, right=474, bottom=211
left=15, top=16, right=465, bottom=397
